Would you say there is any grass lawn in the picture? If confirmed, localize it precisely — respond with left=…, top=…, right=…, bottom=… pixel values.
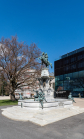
left=0, top=99, right=18, bottom=106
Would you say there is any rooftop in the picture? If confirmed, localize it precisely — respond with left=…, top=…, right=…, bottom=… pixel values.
left=61, top=47, right=84, bottom=59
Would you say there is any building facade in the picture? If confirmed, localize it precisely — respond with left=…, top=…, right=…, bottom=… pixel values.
left=15, top=70, right=55, bottom=99
left=54, top=47, right=84, bottom=97
left=15, top=69, right=39, bottom=98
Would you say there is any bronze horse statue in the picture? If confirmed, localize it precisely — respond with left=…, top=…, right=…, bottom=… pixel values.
left=38, top=52, right=52, bottom=68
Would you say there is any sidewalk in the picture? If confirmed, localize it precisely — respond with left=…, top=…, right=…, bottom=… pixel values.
left=0, top=96, right=10, bottom=100
left=73, top=98, right=84, bottom=108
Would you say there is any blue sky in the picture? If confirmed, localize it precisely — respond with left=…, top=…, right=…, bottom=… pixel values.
left=0, top=0, right=84, bottom=73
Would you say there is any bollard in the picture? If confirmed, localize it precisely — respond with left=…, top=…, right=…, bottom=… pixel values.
left=21, top=102, right=23, bottom=108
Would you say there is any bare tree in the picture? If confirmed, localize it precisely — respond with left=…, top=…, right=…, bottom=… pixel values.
left=0, top=36, right=42, bottom=100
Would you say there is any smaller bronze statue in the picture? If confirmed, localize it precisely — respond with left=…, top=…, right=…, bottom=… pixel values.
left=78, top=93, right=81, bottom=98
left=34, top=89, right=47, bottom=109
left=38, top=52, right=52, bottom=68
left=68, top=92, right=76, bottom=103
left=19, top=93, right=23, bottom=100
left=33, top=90, right=39, bottom=100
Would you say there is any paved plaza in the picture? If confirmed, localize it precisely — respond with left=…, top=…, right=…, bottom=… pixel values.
left=1, top=105, right=84, bottom=126
left=0, top=98, right=84, bottom=139
left=73, top=98, right=84, bottom=108
left=0, top=106, right=84, bottom=139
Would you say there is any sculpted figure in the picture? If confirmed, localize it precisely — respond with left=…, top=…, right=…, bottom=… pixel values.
left=33, top=90, right=39, bottom=100
left=19, top=93, right=23, bottom=100
left=38, top=52, right=52, bottom=68
left=34, top=89, right=47, bottom=109
left=68, top=92, right=76, bottom=103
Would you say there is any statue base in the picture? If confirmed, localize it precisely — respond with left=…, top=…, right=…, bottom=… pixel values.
left=18, top=99, right=73, bottom=110
left=38, top=68, right=54, bottom=100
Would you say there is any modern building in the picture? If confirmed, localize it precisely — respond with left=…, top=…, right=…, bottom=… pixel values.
left=54, top=47, right=84, bottom=97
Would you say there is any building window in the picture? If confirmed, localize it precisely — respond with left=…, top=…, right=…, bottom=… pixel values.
left=59, top=75, right=63, bottom=80
left=78, top=54, right=82, bottom=60
left=71, top=64, right=76, bottom=70
left=73, top=71, right=79, bottom=79
left=71, top=57, right=76, bottom=62
left=78, top=62, right=83, bottom=68
left=64, top=59, right=69, bottom=65
left=67, top=73, right=73, bottom=80
left=79, top=70, right=84, bottom=78
left=66, top=66, right=69, bottom=71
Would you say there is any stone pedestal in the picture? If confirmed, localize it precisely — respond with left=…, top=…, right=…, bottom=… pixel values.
left=39, top=68, right=54, bottom=100
left=18, top=99, right=73, bottom=110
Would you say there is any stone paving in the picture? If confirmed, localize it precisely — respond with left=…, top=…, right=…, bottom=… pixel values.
left=1, top=97, right=84, bottom=126
left=0, top=105, right=84, bottom=139
left=73, top=98, right=84, bottom=108
left=1, top=105, right=84, bottom=126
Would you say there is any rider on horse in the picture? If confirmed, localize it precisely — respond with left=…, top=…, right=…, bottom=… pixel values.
left=38, top=52, right=52, bottom=68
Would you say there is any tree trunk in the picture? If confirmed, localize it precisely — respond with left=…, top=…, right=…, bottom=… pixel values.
left=10, top=93, right=16, bottom=101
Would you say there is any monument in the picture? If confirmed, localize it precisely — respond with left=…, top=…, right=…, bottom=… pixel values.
left=2, top=52, right=83, bottom=126
left=18, top=52, right=73, bottom=109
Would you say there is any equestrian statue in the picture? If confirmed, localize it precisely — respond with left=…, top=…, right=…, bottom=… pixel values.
left=38, top=52, right=52, bottom=68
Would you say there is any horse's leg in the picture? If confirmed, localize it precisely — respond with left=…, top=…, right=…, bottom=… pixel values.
left=42, top=60, right=43, bottom=65
left=46, top=64, right=47, bottom=67
left=50, top=63, right=52, bottom=68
